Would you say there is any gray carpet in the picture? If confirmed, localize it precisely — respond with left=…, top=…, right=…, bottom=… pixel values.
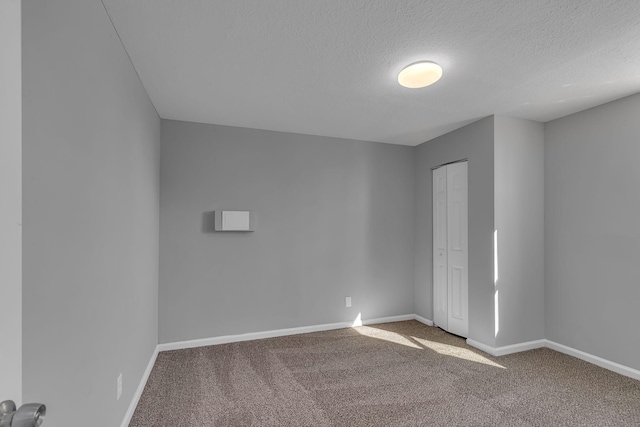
left=130, top=321, right=640, bottom=426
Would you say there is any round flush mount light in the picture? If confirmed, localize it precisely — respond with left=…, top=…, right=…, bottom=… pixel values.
left=397, top=61, right=443, bottom=88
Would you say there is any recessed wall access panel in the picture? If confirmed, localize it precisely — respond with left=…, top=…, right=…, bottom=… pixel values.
left=214, top=211, right=254, bottom=231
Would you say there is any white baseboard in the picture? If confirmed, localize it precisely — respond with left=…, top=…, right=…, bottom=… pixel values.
left=364, top=314, right=416, bottom=326
left=120, top=346, right=159, bottom=427
left=545, top=340, right=640, bottom=381
left=157, top=314, right=420, bottom=352
left=158, top=321, right=350, bottom=352
left=414, top=315, right=434, bottom=326
left=467, top=338, right=640, bottom=381
left=466, top=338, right=495, bottom=355
left=467, top=338, right=546, bottom=357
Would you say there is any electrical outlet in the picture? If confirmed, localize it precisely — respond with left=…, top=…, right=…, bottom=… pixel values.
left=345, top=296, right=352, bottom=308
left=117, top=373, right=123, bottom=400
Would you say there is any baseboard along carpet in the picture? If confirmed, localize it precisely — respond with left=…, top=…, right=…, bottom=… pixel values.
left=130, top=321, right=640, bottom=426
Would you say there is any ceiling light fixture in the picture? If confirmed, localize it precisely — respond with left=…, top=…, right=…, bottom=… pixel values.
left=398, top=61, right=443, bottom=88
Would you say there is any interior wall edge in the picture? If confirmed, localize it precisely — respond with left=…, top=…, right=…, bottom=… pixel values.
left=0, top=0, right=22, bottom=405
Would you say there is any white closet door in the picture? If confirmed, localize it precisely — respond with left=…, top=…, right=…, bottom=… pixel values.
left=433, top=166, right=448, bottom=330
left=446, top=162, right=468, bottom=337
left=432, top=161, right=468, bottom=338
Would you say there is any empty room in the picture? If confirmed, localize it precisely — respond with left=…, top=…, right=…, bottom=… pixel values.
left=2, top=1, right=640, bottom=426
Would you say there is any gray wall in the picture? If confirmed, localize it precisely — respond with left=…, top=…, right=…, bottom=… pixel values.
left=159, top=120, right=415, bottom=343
left=545, top=93, right=640, bottom=371
left=0, top=0, right=22, bottom=403
left=22, top=1, right=160, bottom=426
left=414, top=117, right=496, bottom=347
left=494, top=116, right=545, bottom=347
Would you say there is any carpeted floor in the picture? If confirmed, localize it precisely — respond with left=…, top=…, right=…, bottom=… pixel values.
left=130, top=321, right=640, bottom=426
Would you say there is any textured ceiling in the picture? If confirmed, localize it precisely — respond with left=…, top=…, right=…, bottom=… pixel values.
left=101, top=0, right=640, bottom=146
